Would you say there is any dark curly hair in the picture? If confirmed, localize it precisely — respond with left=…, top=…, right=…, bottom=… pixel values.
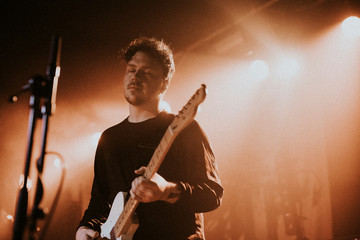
left=121, top=37, right=175, bottom=82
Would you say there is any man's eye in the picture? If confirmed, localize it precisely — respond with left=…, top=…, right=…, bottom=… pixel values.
left=145, top=71, right=153, bottom=76
left=128, top=69, right=136, bottom=73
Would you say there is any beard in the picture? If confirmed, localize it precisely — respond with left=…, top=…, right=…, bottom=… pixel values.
left=124, top=89, right=162, bottom=108
left=124, top=93, right=146, bottom=106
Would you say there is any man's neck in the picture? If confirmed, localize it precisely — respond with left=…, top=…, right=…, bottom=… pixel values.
left=128, top=104, right=161, bottom=123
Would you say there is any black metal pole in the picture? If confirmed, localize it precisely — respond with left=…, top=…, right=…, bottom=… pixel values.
left=12, top=94, right=42, bottom=240
left=28, top=112, right=49, bottom=240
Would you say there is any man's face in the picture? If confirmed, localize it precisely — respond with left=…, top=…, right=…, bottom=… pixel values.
left=123, top=51, right=165, bottom=106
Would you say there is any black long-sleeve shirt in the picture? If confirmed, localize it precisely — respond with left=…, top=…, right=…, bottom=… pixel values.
left=79, top=112, right=223, bottom=240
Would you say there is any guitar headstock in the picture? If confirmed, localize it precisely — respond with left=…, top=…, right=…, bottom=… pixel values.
left=169, top=84, right=207, bottom=135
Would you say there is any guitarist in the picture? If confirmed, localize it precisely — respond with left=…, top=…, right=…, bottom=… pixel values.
left=76, top=37, right=223, bottom=240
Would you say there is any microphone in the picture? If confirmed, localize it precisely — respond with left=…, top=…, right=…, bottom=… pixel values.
left=45, top=35, right=62, bottom=115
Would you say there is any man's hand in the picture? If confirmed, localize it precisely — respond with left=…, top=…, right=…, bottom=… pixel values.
left=130, top=166, right=181, bottom=203
left=75, top=226, right=99, bottom=240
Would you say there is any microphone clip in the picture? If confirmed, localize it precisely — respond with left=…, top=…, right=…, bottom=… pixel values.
left=8, top=75, right=51, bottom=103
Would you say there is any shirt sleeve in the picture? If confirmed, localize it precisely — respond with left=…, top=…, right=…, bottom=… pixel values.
left=78, top=136, right=111, bottom=232
left=171, top=120, right=224, bottom=213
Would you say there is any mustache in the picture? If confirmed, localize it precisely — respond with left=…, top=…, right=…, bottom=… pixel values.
left=127, top=80, right=142, bottom=89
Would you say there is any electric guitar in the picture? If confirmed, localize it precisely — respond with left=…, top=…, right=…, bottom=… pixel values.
left=100, top=84, right=207, bottom=240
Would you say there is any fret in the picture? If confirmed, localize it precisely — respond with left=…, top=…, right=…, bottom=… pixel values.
left=158, top=141, right=164, bottom=154
left=168, top=124, right=175, bottom=135
left=147, top=161, right=154, bottom=175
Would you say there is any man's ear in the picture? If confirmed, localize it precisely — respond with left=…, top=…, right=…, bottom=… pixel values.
left=161, top=80, right=169, bottom=93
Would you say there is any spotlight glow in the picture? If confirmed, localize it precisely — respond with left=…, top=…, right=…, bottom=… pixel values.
left=159, top=100, right=172, bottom=113
left=91, top=132, right=102, bottom=146
left=250, top=60, right=269, bottom=80
left=276, top=57, right=300, bottom=79
left=341, top=16, right=360, bottom=39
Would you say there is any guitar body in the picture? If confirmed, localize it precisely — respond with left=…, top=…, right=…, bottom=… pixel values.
left=101, top=192, right=139, bottom=240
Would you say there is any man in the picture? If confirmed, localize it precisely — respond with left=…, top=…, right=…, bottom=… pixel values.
left=76, top=37, right=223, bottom=240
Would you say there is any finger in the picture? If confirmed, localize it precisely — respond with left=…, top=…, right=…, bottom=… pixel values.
left=131, top=180, right=145, bottom=200
left=130, top=188, right=135, bottom=198
left=83, top=229, right=99, bottom=239
left=87, top=230, right=99, bottom=238
left=132, top=176, right=144, bottom=190
left=141, top=180, right=157, bottom=189
left=93, top=231, right=99, bottom=238
left=134, top=166, right=147, bottom=175
left=138, top=186, right=157, bottom=202
left=130, top=183, right=141, bottom=199
left=130, top=182, right=138, bottom=199
left=134, top=185, right=156, bottom=202
left=131, top=187, right=145, bottom=201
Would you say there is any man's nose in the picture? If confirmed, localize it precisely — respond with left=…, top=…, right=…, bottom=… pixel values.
left=130, top=73, right=145, bottom=86
left=130, top=71, right=141, bottom=83
left=134, top=69, right=144, bottom=79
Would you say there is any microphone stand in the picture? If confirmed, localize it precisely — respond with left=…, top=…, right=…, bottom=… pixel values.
left=12, top=35, right=62, bottom=240
left=12, top=76, right=43, bottom=240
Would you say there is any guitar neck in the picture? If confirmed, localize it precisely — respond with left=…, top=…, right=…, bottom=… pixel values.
left=113, top=197, right=139, bottom=236
left=143, top=126, right=176, bottom=180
